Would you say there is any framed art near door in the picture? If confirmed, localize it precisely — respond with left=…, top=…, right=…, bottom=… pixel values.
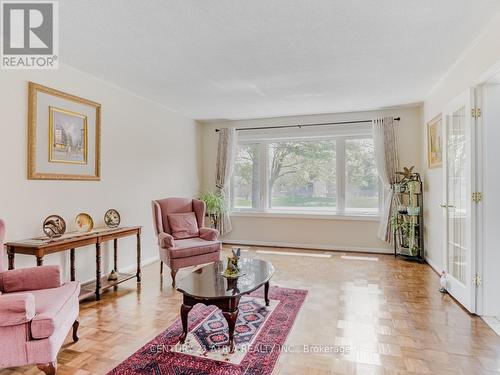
left=28, top=82, right=101, bottom=180
left=427, top=114, right=442, bottom=168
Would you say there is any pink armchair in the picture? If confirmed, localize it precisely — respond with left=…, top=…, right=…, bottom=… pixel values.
left=152, top=198, right=221, bottom=287
left=0, top=220, right=80, bottom=375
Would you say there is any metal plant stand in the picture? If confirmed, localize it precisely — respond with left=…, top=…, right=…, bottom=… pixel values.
left=392, top=172, right=424, bottom=262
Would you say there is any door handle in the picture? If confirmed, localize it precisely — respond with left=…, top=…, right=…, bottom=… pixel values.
left=440, top=204, right=455, bottom=208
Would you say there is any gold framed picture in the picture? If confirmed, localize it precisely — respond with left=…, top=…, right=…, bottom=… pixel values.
left=427, top=114, right=442, bottom=168
left=49, top=107, right=88, bottom=164
left=28, top=82, right=101, bottom=180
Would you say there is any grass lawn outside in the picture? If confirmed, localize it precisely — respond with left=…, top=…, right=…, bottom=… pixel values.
left=234, top=196, right=378, bottom=210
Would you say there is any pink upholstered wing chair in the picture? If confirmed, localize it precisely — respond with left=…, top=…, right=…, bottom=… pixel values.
left=0, top=220, right=80, bottom=375
left=152, top=198, right=221, bottom=287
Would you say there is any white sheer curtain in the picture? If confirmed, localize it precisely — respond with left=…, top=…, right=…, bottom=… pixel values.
left=215, top=128, right=237, bottom=236
left=372, top=117, right=399, bottom=242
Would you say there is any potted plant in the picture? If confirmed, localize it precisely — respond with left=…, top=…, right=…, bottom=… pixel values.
left=407, top=206, right=420, bottom=216
left=410, top=244, right=420, bottom=256
left=198, top=191, right=227, bottom=230
left=391, top=214, right=412, bottom=249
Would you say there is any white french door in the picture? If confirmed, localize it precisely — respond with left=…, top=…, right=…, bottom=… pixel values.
left=442, top=89, right=478, bottom=313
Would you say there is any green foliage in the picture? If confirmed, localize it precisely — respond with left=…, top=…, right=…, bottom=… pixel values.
left=235, top=144, right=258, bottom=186
left=391, top=214, right=419, bottom=253
left=269, top=140, right=335, bottom=191
left=198, top=191, right=226, bottom=215
left=391, top=215, right=412, bottom=234
left=234, top=138, right=378, bottom=208
left=345, top=139, right=377, bottom=190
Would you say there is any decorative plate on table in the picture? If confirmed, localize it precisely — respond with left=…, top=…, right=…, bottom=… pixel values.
left=104, top=209, right=121, bottom=228
left=75, top=213, right=94, bottom=232
left=43, top=215, right=66, bottom=238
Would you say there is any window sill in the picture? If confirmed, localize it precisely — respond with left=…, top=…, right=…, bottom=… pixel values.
left=230, top=210, right=380, bottom=221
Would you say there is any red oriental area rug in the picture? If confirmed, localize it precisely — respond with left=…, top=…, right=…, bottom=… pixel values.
left=107, top=286, right=307, bottom=375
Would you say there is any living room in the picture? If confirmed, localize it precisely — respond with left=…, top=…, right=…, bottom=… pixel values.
left=1, top=1, right=500, bottom=374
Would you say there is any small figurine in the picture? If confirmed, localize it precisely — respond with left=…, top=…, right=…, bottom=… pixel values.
left=439, top=271, right=447, bottom=293
left=108, top=269, right=118, bottom=281
left=224, top=248, right=241, bottom=277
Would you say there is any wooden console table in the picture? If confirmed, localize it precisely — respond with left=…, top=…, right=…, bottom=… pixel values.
left=5, top=226, right=142, bottom=301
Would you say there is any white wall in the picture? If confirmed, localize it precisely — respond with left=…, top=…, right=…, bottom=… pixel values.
left=0, top=65, right=201, bottom=282
left=422, top=10, right=500, bottom=271
left=200, top=106, right=422, bottom=253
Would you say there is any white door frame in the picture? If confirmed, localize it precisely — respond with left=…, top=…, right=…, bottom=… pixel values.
left=442, top=88, right=478, bottom=313
left=474, top=85, right=485, bottom=316
left=468, top=62, right=500, bottom=316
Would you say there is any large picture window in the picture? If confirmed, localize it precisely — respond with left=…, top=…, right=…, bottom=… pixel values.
left=345, top=138, right=379, bottom=213
left=231, top=129, right=380, bottom=215
left=232, top=143, right=260, bottom=209
left=268, top=140, right=336, bottom=210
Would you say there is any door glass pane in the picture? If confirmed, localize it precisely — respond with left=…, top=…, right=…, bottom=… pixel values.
left=447, top=106, right=467, bottom=284
left=232, top=144, right=260, bottom=209
left=268, top=140, right=336, bottom=210
left=345, top=138, right=379, bottom=212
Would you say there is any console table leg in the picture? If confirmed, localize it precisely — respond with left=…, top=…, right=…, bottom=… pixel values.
left=36, top=256, right=44, bottom=266
left=179, top=303, right=193, bottom=344
left=136, top=232, right=142, bottom=282
left=95, top=243, right=101, bottom=301
left=7, top=248, right=15, bottom=270
left=70, top=249, right=76, bottom=281
left=264, top=281, right=270, bottom=306
left=222, top=309, right=239, bottom=353
left=113, top=239, right=118, bottom=272
left=113, top=239, right=118, bottom=290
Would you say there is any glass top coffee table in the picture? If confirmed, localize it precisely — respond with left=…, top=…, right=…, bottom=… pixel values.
left=176, top=258, right=274, bottom=352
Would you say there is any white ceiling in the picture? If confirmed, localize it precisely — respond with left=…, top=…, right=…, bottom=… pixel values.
left=61, top=0, right=500, bottom=120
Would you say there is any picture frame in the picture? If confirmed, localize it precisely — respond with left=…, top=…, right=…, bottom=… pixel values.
left=427, top=114, right=442, bottom=168
left=28, top=82, right=101, bottom=180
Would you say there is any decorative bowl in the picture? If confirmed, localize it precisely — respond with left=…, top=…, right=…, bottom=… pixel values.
left=75, top=213, right=94, bottom=232
left=104, top=209, right=121, bottom=228
left=43, top=215, right=66, bottom=238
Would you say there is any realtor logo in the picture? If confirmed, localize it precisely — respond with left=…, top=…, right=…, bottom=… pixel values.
left=1, top=0, right=58, bottom=69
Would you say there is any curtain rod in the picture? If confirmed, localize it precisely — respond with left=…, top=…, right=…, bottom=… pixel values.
left=215, top=117, right=400, bottom=132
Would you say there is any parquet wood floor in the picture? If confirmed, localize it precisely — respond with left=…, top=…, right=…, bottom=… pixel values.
left=2, top=246, right=499, bottom=375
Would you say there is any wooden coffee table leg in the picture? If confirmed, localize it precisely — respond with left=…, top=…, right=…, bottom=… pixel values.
left=264, top=281, right=270, bottom=306
left=222, top=309, right=239, bottom=353
left=7, top=247, right=15, bottom=270
left=179, top=303, right=193, bottom=344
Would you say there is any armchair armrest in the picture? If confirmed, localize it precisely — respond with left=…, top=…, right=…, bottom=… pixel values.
left=1, top=265, right=61, bottom=293
left=0, top=294, right=35, bottom=327
left=199, top=227, right=219, bottom=241
left=158, top=232, right=175, bottom=248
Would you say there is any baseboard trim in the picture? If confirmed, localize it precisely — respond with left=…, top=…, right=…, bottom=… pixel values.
left=424, top=256, right=442, bottom=276
left=222, top=239, right=392, bottom=254
left=120, top=255, right=159, bottom=274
